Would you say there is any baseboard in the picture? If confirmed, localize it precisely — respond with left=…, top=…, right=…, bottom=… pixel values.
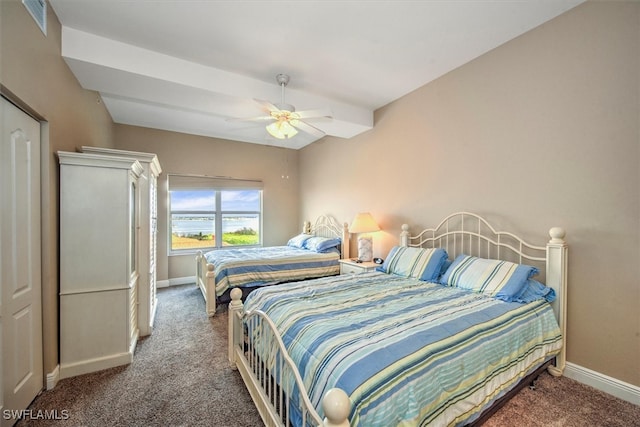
left=565, top=362, right=640, bottom=405
left=60, top=351, right=133, bottom=380
left=157, top=276, right=195, bottom=288
left=46, top=365, right=59, bottom=390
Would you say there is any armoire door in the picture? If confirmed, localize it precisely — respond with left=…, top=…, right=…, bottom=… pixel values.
left=1, top=98, right=44, bottom=426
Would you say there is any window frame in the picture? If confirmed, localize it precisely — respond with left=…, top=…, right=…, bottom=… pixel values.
left=168, top=175, right=263, bottom=255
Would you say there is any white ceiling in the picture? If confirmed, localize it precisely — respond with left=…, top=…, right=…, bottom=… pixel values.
left=49, top=0, right=585, bottom=149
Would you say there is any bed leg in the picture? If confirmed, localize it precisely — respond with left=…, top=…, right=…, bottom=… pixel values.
left=228, top=288, right=243, bottom=369
left=206, top=263, right=217, bottom=317
left=546, top=228, right=567, bottom=377
left=547, top=355, right=564, bottom=377
left=322, top=388, right=350, bottom=427
left=196, top=251, right=218, bottom=317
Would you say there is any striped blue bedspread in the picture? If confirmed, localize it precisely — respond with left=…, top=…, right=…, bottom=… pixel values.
left=204, top=246, right=339, bottom=296
left=244, top=271, right=562, bottom=427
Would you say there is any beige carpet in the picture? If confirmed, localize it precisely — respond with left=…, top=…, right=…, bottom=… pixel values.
left=17, top=284, right=640, bottom=427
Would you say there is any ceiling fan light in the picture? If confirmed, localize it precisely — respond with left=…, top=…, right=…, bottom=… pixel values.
left=280, top=120, right=297, bottom=136
left=266, top=120, right=298, bottom=139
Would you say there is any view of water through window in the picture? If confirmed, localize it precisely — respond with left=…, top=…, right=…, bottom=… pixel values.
left=170, top=189, right=261, bottom=250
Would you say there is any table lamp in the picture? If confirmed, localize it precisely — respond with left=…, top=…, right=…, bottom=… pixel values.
left=349, top=212, right=380, bottom=262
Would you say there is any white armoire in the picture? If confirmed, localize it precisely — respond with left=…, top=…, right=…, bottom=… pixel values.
left=58, top=151, right=143, bottom=379
left=81, top=146, right=162, bottom=337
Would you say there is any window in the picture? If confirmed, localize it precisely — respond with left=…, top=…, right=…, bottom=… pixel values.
left=168, top=175, right=262, bottom=253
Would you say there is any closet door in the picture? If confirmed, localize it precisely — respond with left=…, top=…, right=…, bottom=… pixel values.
left=1, top=98, right=43, bottom=426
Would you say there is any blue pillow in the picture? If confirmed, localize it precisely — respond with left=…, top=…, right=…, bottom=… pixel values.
left=513, top=279, right=556, bottom=303
left=377, top=246, right=448, bottom=282
left=304, top=236, right=341, bottom=253
left=440, top=254, right=538, bottom=302
left=440, top=258, right=453, bottom=277
left=287, top=233, right=312, bottom=248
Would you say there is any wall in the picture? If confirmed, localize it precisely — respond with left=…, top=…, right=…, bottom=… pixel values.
left=1, top=1, right=115, bottom=378
left=300, top=2, right=640, bottom=387
left=113, top=125, right=300, bottom=281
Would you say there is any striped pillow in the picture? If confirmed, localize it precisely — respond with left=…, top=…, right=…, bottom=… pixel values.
left=440, top=254, right=538, bottom=301
left=304, top=236, right=341, bottom=253
left=287, top=233, right=312, bottom=248
left=380, top=246, right=448, bottom=281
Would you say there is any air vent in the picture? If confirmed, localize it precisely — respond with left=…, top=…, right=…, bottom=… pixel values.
left=22, top=0, right=47, bottom=35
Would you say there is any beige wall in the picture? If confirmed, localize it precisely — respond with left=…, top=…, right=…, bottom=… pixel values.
left=1, top=1, right=115, bottom=376
left=113, top=125, right=300, bottom=281
left=300, top=1, right=640, bottom=386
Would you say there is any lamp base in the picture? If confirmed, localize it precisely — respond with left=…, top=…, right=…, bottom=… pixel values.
left=357, top=236, right=373, bottom=262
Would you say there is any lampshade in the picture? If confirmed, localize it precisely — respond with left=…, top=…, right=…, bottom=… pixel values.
left=349, top=212, right=380, bottom=234
left=266, top=119, right=298, bottom=139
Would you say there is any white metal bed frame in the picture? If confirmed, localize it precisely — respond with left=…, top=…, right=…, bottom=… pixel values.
left=227, top=212, right=568, bottom=426
left=196, top=214, right=350, bottom=317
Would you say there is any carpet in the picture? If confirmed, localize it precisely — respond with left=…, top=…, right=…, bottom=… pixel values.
left=17, top=284, right=261, bottom=427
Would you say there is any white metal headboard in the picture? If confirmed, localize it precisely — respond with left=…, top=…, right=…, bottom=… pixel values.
left=400, top=211, right=568, bottom=376
left=303, top=214, right=350, bottom=260
left=401, top=212, right=548, bottom=274
left=304, top=214, right=345, bottom=238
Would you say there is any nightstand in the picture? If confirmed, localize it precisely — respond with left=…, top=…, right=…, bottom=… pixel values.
left=339, top=259, right=380, bottom=274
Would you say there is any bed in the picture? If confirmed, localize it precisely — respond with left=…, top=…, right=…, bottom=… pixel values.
left=196, top=214, right=350, bottom=316
left=227, top=212, right=568, bottom=426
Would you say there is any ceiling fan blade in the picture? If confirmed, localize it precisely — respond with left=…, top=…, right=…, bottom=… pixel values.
left=292, top=120, right=326, bottom=138
left=293, top=108, right=333, bottom=120
left=254, top=98, right=280, bottom=113
left=226, top=115, right=274, bottom=123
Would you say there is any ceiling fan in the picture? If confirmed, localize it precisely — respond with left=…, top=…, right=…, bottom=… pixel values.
left=230, top=74, right=332, bottom=140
